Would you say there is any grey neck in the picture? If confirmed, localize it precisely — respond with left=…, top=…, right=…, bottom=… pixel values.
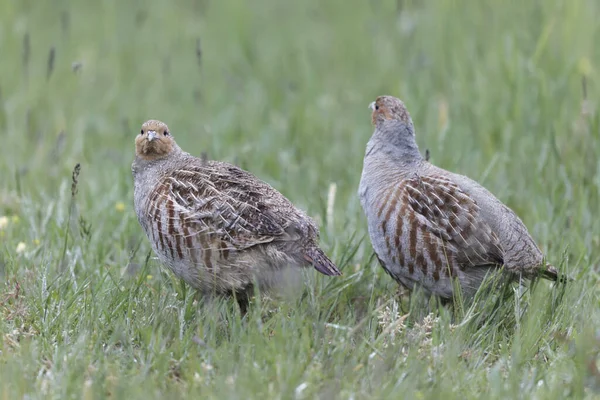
left=366, top=120, right=423, bottom=168
left=132, top=143, right=186, bottom=175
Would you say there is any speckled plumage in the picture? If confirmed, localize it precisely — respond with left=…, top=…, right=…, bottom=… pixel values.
left=359, top=96, right=559, bottom=300
left=132, top=120, right=340, bottom=311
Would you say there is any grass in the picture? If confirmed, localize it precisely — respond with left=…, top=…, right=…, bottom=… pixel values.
left=0, top=0, right=599, bottom=398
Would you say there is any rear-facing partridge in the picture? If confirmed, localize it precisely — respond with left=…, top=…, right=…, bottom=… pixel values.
left=132, top=120, right=341, bottom=312
left=358, top=96, right=559, bottom=300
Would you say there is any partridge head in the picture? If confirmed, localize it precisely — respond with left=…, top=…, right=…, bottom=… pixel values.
left=135, top=120, right=176, bottom=160
left=132, top=119, right=341, bottom=313
left=359, top=95, right=560, bottom=301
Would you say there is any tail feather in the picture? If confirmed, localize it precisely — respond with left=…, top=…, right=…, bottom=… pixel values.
left=541, top=262, right=571, bottom=283
left=304, top=247, right=342, bottom=276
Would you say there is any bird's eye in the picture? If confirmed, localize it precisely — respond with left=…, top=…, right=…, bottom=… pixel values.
left=140, top=129, right=144, bottom=135
left=375, top=105, right=379, bottom=110
left=164, top=130, right=169, bottom=136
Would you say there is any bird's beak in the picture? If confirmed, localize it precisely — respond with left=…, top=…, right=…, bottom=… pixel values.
left=147, top=130, right=158, bottom=142
left=369, top=102, right=376, bottom=111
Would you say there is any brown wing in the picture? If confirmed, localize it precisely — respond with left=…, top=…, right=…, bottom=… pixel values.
left=156, top=162, right=291, bottom=250
left=401, top=175, right=504, bottom=268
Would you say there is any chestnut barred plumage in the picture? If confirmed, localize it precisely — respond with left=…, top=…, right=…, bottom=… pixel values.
left=132, top=120, right=340, bottom=312
left=359, top=96, right=560, bottom=300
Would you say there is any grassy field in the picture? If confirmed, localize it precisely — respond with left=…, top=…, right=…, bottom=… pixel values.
left=0, top=0, right=599, bottom=398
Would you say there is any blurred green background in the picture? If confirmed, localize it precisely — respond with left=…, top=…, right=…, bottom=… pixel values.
left=0, top=0, right=599, bottom=398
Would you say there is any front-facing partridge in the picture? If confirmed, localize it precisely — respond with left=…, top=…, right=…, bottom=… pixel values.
left=358, top=96, right=560, bottom=300
left=132, top=120, right=341, bottom=311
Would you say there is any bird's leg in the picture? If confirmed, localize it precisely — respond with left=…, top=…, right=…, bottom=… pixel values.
left=233, top=284, right=254, bottom=317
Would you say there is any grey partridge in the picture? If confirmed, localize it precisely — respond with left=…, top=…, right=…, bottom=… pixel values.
left=358, top=96, right=559, bottom=300
left=132, top=120, right=341, bottom=312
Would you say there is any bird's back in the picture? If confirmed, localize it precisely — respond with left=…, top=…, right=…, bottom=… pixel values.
left=360, top=154, right=545, bottom=297
left=134, top=154, right=316, bottom=234
left=426, top=163, right=544, bottom=272
left=360, top=159, right=497, bottom=297
left=133, top=153, right=328, bottom=292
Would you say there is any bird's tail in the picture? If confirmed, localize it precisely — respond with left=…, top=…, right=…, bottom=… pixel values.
left=541, top=262, right=571, bottom=283
left=304, top=247, right=342, bottom=276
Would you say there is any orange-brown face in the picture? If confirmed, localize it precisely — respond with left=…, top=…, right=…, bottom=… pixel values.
left=369, top=96, right=412, bottom=127
left=135, top=120, right=174, bottom=160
